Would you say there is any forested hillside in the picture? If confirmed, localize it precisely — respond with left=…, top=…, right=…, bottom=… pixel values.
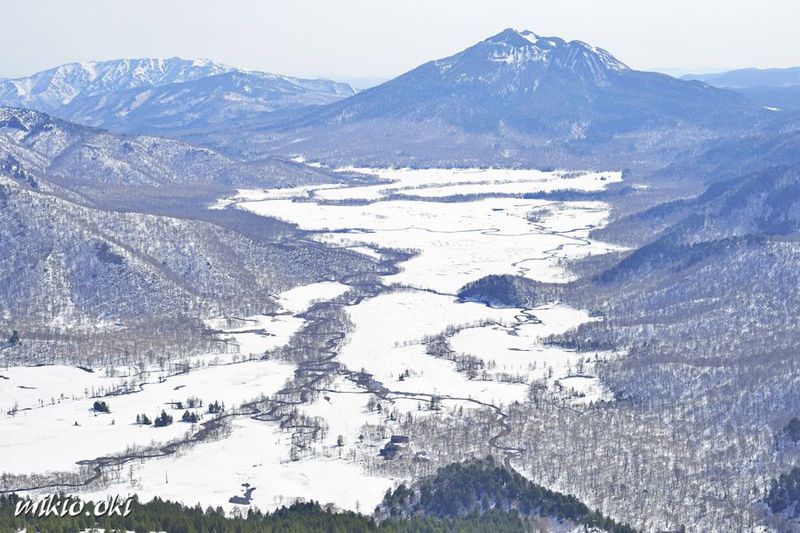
left=379, top=457, right=635, bottom=532
left=0, top=107, right=379, bottom=364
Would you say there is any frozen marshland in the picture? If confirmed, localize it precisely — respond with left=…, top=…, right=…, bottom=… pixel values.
left=1, top=167, right=622, bottom=513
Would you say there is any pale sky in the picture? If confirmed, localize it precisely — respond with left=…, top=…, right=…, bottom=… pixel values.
left=2, top=0, right=798, bottom=84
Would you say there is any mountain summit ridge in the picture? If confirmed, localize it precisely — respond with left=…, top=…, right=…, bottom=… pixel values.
left=0, top=57, right=356, bottom=135
left=473, top=28, right=628, bottom=74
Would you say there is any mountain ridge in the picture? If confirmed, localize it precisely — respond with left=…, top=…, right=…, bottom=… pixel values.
left=0, top=58, right=234, bottom=110
left=0, top=58, right=356, bottom=136
left=682, top=66, right=800, bottom=88
left=0, top=105, right=345, bottom=191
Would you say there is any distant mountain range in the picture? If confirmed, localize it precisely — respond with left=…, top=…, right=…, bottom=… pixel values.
left=681, top=67, right=800, bottom=111
left=682, top=67, right=800, bottom=88
left=657, top=111, right=800, bottom=182
left=0, top=33, right=773, bottom=168
left=0, top=58, right=356, bottom=136
left=0, top=58, right=232, bottom=109
left=191, top=28, right=766, bottom=167
left=734, top=86, right=800, bottom=112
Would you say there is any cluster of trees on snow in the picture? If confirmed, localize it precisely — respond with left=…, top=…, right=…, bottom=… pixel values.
left=357, top=402, right=499, bottom=482
left=153, top=410, right=174, bottom=428
left=422, top=326, right=529, bottom=384
left=207, top=400, right=224, bottom=414
left=0, top=315, right=223, bottom=368
left=765, top=466, right=800, bottom=519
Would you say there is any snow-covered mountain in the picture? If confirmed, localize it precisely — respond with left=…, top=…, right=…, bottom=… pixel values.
left=55, top=71, right=358, bottom=134
left=0, top=58, right=233, bottom=111
left=310, top=28, right=761, bottom=132
left=202, top=28, right=764, bottom=166
left=0, top=58, right=356, bottom=135
left=439, top=28, right=629, bottom=86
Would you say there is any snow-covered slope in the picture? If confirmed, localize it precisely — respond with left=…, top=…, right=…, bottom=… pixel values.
left=0, top=107, right=378, bottom=362
left=0, top=58, right=356, bottom=135
left=0, top=106, right=341, bottom=189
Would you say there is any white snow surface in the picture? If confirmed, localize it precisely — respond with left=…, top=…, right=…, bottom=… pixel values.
left=277, top=281, right=349, bottom=314
left=7, top=167, right=622, bottom=515
left=0, top=282, right=344, bottom=476
left=81, top=417, right=394, bottom=515
left=0, top=359, right=295, bottom=476
left=234, top=168, right=623, bottom=293
left=338, top=289, right=529, bottom=406
left=0, top=365, right=125, bottom=413
left=227, top=167, right=622, bottom=404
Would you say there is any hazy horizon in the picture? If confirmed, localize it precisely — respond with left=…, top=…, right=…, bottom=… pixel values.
left=1, top=0, right=798, bottom=83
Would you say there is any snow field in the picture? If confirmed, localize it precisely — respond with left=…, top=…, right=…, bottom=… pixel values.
left=337, top=289, right=529, bottom=406
left=8, top=167, right=622, bottom=514
left=241, top=197, right=620, bottom=293
left=80, top=416, right=395, bottom=514
left=0, top=365, right=129, bottom=413
left=316, top=167, right=622, bottom=201
left=277, top=281, right=349, bottom=314
left=1, top=282, right=345, bottom=477
left=0, top=358, right=295, bottom=475
left=449, top=304, right=616, bottom=403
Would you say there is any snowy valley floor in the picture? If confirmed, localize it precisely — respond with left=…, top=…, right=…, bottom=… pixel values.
left=1, top=167, right=622, bottom=514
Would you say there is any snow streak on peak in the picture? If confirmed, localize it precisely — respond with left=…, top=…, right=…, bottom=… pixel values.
left=518, top=30, right=540, bottom=44
left=483, top=28, right=629, bottom=73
